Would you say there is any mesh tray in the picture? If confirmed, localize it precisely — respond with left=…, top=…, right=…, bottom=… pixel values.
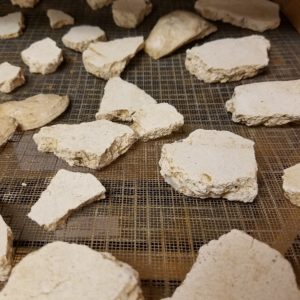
left=1, top=0, right=300, bottom=298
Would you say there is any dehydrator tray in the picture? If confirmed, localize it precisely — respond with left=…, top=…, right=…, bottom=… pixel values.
left=1, top=0, right=300, bottom=298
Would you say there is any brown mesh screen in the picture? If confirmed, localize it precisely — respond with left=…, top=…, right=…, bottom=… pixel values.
left=1, top=0, right=300, bottom=298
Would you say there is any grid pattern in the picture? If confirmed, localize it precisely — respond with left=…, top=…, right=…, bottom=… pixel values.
left=1, top=0, right=300, bottom=298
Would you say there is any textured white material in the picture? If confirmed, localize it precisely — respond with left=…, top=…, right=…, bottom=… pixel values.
left=62, top=25, right=106, bottom=52
left=0, top=241, right=144, bottom=299
left=33, top=120, right=137, bottom=169
left=132, top=103, right=184, bottom=141
left=112, top=0, right=152, bottom=29
left=0, top=216, right=13, bottom=282
left=283, top=163, right=300, bottom=207
left=0, top=116, right=17, bottom=148
left=28, top=169, right=106, bottom=231
left=21, top=38, right=63, bottom=75
left=96, top=77, right=157, bottom=121
left=47, top=9, right=74, bottom=29
left=226, top=80, right=300, bottom=126
left=83, top=37, right=144, bottom=80
left=0, top=62, right=25, bottom=93
left=0, top=12, right=24, bottom=39
left=195, top=0, right=280, bottom=32
left=10, top=0, right=39, bottom=8
left=0, top=94, right=69, bottom=131
left=86, top=0, right=113, bottom=10
left=185, top=35, right=270, bottom=83
left=144, top=10, right=217, bottom=60
left=159, top=129, right=258, bottom=202
left=164, top=230, right=300, bottom=300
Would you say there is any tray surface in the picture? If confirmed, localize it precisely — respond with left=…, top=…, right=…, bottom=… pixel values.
left=1, top=0, right=300, bottom=298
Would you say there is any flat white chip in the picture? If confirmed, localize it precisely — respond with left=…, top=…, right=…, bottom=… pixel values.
left=86, top=0, right=113, bottom=10
left=226, top=80, right=300, bottom=126
left=165, top=230, right=300, bottom=300
left=10, top=0, right=39, bottom=8
left=95, top=78, right=184, bottom=141
left=0, top=116, right=18, bottom=148
left=83, top=36, right=144, bottom=80
left=28, top=169, right=106, bottom=231
left=96, top=77, right=157, bottom=121
left=159, top=129, right=258, bottom=202
left=144, top=10, right=217, bottom=60
left=0, top=241, right=144, bottom=299
left=132, top=103, right=184, bottom=141
left=0, top=94, right=69, bottom=131
left=185, top=35, right=270, bottom=83
left=47, top=9, right=74, bottom=29
left=21, top=38, right=63, bottom=75
left=112, top=0, right=152, bottom=29
left=62, top=25, right=106, bottom=52
left=0, top=12, right=24, bottom=40
left=283, top=163, right=300, bottom=207
left=0, top=62, right=25, bottom=93
left=195, top=0, right=280, bottom=32
left=33, top=120, right=137, bottom=170
left=0, top=216, right=13, bottom=282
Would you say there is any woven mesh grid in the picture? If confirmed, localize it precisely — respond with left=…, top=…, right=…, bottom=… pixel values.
left=1, top=0, right=300, bottom=298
